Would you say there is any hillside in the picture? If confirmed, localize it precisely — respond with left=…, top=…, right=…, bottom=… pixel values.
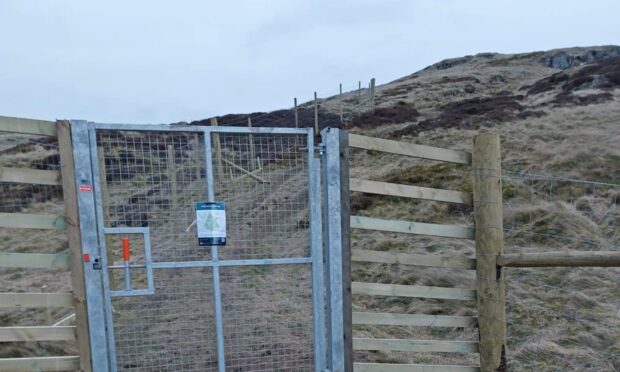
left=1, top=45, right=619, bottom=370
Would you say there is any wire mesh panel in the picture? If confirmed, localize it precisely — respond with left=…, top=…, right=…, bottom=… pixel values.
left=212, top=133, right=311, bottom=260
left=96, top=130, right=217, bottom=370
left=86, top=125, right=322, bottom=371
left=220, top=265, right=315, bottom=371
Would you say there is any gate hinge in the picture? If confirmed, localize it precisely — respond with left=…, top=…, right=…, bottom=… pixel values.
left=300, top=144, right=326, bottom=154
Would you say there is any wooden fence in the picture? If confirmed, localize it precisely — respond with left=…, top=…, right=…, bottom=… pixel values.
left=0, top=116, right=89, bottom=371
left=346, top=133, right=484, bottom=371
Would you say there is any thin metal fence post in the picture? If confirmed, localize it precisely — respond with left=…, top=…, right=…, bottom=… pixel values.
left=308, top=131, right=326, bottom=372
left=322, top=127, right=351, bottom=372
left=203, top=130, right=226, bottom=372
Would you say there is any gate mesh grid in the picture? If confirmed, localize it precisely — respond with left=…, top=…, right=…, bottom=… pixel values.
left=213, top=133, right=310, bottom=260
left=221, top=265, right=314, bottom=371
left=97, top=129, right=315, bottom=371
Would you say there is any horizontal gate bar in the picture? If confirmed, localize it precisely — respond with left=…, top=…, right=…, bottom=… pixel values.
left=0, top=253, right=70, bottom=269
left=0, top=356, right=80, bottom=371
left=350, top=178, right=473, bottom=205
left=352, top=282, right=476, bottom=300
left=0, top=326, right=77, bottom=342
left=353, top=338, right=479, bottom=353
left=0, top=116, right=57, bottom=136
left=151, top=257, right=312, bottom=269
left=353, top=312, right=478, bottom=327
left=0, top=293, right=73, bottom=308
left=0, top=167, right=62, bottom=185
left=352, top=249, right=476, bottom=269
left=92, top=122, right=312, bottom=135
left=354, top=363, right=480, bottom=372
left=348, top=133, right=472, bottom=165
left=351, top=215, right=474, bottom=239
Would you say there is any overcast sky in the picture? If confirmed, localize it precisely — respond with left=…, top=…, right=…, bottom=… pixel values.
left=1, top=1, right=618, bottom=124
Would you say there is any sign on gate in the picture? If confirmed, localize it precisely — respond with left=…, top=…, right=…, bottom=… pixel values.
left=196, top=202, right=227, bottom=246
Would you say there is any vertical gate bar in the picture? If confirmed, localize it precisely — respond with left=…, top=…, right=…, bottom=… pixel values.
left=69, top=121, right=110, bottom=372
left=204, top=129, right=226, bottom=372
left=89, top=127, right=119, bottom=372
left=308, top=131, right=326, bottom=371
left=338, top=131, right=352, bottom=372
left=322, top=128, right=346, bottom=372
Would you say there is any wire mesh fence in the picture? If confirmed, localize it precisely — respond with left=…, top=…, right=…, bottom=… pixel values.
left=94, top=128, right=317, bottom=370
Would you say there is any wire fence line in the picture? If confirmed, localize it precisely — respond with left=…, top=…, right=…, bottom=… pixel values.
left=499, top=170, right=619, bottom=252
left=191, top=79, right=376, bottom=131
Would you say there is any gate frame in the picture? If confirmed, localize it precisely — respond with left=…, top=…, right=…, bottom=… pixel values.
left=70, top=121, right=328, bottom=372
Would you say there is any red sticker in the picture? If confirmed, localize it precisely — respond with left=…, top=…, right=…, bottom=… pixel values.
left=79, top=185, right=93, bottom=192
left=83, top=253, right=91, bottom=262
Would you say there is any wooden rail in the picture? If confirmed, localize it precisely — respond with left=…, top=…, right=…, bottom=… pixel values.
left=353, top=338, right=479, bottom=353
left=0, top=253, right=70, bottom=269
left=351, top=215, right=474, bottom=239
left=0, top=293, right=74, bottom=308
left=350, top=178, right=472, bottom=205
left=349, top=133, right=472, bottom=165
left=353, top=312, right=477, bottom=327
left=498, top=251, right=620, bottom=267
left=352, top=282, right=476, bottom=301
left=352, top=249, right=476, bottom=270
left=0, top=115, right=57, bottom=136
left=0, top=326, right=77, bottom=342
left=0, top=167, right=62, bottom=185
left=354, top=363, right=480, bottom=372
left=0, top=356, right=79, bottom=371
left=0, top=213, right=66, bottom=230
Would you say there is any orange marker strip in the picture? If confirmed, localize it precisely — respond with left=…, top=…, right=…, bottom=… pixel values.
left=122, top=237, right=130, bottom=262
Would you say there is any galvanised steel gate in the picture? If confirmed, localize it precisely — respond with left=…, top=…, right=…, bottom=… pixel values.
left=70, top=122, right=347, bottom=371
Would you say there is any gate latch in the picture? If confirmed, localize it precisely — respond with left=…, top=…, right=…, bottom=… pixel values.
left=92, top=256, right=102, bottom=270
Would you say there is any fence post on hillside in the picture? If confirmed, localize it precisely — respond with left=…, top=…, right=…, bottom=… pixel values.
left=357, top=81, right=362, bottom=116
left=247, top=117, right=256, bottom=171
left=339, top=83, right=343, bottom=123
left=294, top=97, right=299, bottom=128
left=369, top=78, right=376, bottom=113
left=314, top=92, right=319, bottom=136
left=211, top=118, right=224, bottom=181
left=57, top=120, right=92, bottom=372
left=473, top=133, right=507, bottom=372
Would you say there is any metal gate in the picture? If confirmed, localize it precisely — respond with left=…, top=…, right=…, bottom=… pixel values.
left=70, top=122, right=345, bottom=371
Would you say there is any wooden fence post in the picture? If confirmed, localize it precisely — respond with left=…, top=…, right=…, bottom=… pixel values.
left=473, top=133, right=507, bottom=372
left=57, top=120, right=92, bottom=372
left=294, top=97, right=299, bottom=128
left=210, top=118, right=224, bottom=181
left=339, top=83, right=343, bottom=124
left=369, top=78, right=376, bottom=113
left=314, top=92, right=319, bottom=136
left=247, top=117, right=256, bottom=170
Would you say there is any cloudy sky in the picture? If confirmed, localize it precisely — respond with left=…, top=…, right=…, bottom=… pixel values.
left=1, top=1, right=618, bottom=123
